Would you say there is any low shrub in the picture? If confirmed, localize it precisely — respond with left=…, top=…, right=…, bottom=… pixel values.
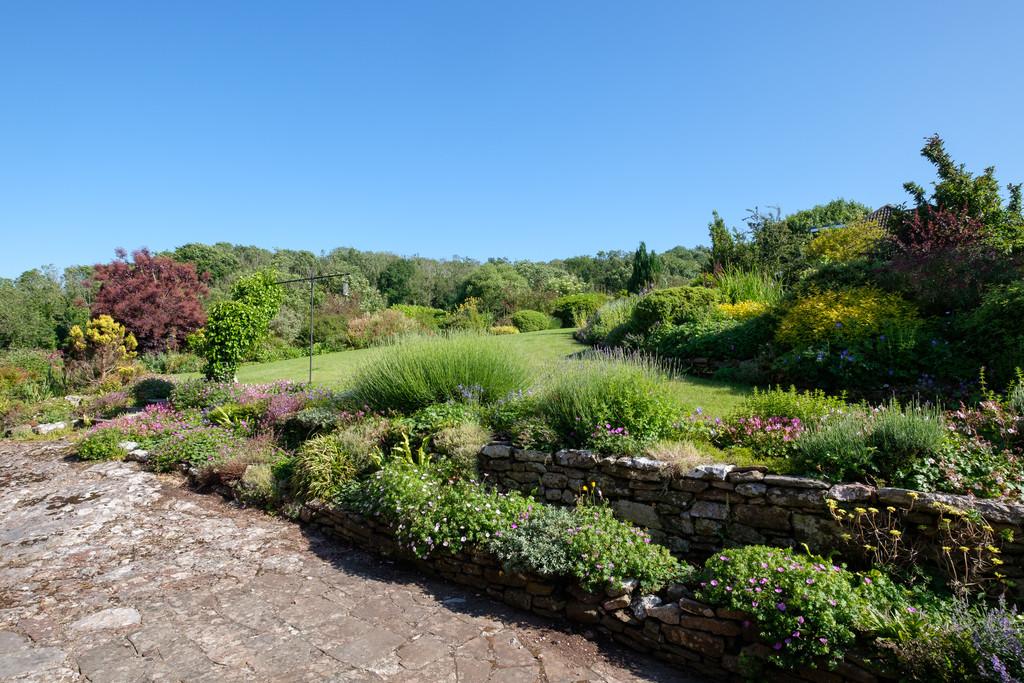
left=551, top=293, right=610, bottom=327
left=902, top=434, right=1024, bottom=498
left=489, top=325, right=519, bottom=335
left=196, top=434, right=285, bottom=487
left=887, top=597, right=1024, bottom=682
left=630, top=287, right=720, bottom=332
left=351, top=334, right=531, bottom=413
left=711, top=415, right=805, bottom=461
left=698, top=546, right=871, bottom=669
left=279, top=405, right=340, bottom=448
left=578, top=296, right=638, bottom=346
left=488, top=505, right=576, bottom=577
left=346, top=309, right=424, bottom=349
left=775, top=287, right=921, bottom=349
left=565, top=504, right=690, bottom=592
left=792, top=412, right=874, bottom=481
left=791, top=409, right=868, bottom=472
left=149, top=426, right=236, bottom=473
left=235, top=463, right=280, bottom=507
left=139, top=351, right=204, bottom=374
left=170, top=379, right=237, bottom=410
left=654, top=315, right=774, bottom=362
left=77, top=428, right=129, bottom=461
left=717, top=300, right=770, bottom=319
left=539, top=355, right=680, bottom=450
left=83, top=390, right=133, bottom=419
left=391, top=304, right=448, bottom=330
left=511, top=310, right=558, bottom=333
left=443, top=297, right=494, bottom=331
left=432, top=421, right=492, bottom=475
left=866, top=400, right=947, bottom=481
left=732, top=386, right=847, bottom=423
left=131, top=377, right=175, bottom=404
left=340, top=461, right=532, bottom=557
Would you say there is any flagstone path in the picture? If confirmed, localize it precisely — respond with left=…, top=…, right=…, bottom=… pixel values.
left=0, top=441, right=698, bottom=683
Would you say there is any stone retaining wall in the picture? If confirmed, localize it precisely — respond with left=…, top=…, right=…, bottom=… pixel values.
left=302, top=502, right=889, bottom=682
left=478, top=444, right=1024, bottom=594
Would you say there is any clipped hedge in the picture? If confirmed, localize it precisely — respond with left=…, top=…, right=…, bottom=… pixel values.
left=511, top=309, right=558, bottom=333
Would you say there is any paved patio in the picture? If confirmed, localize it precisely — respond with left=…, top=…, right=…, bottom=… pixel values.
left=0, top=440, right=700, bottom=682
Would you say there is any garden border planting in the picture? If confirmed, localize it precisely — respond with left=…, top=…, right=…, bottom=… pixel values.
left=478, top=443, right=1024, bottom=596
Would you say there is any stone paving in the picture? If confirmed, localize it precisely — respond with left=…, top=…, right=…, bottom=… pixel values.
left=0, top=441, right=701, bottom=682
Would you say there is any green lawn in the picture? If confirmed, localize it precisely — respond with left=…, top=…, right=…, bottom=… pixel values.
left=190, top=328, right=751, bottom=417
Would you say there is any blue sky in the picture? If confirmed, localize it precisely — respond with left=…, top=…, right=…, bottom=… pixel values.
left=2, top=1, right=1023, bottom=278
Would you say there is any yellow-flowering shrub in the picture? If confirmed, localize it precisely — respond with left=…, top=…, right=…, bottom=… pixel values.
left=717, top=300, right=768, bottom=320
left=776, top=288, right=920, bottom=347
left=65, top=315, right=139, bottom=388
left=806, top=220, right=886, bottom=263
left=489, top=325, right=520, bottom=335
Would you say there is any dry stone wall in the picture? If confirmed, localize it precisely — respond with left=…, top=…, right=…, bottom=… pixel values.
left=478, top=443, right=1024, bottom=594
left=303, top=502, right=890, bottom=682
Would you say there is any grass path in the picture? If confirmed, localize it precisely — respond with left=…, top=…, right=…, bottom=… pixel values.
left=197, top=329, right=751, bottom=417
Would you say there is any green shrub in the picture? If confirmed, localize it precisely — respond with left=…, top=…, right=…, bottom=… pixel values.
left=488, top=505, right=576, bottom=576
left=131, top=377, right=175, bottom=404
left=960, top=280, right=1024, bottom=389
left=866, top=400, right=946, bottom=481
left=551, top=293, right=610, bottom=327
left=539, top=355, right=681, bottom=450
left=793, top=412, right=874, bottom=481
left=568, top=504, right=691, bottom=592
left=279, top=405, right=339, bottom=448
left=630, top=286, right=719, bottom=332
left=578, top=296, right=639, bottom=346
left=346, top=309, right=424, bottom=349
left=77, top=428, right=129, bottom=461
left=339, top=461, right=531, bottom=557
left=775, top=287, right=921, bottom=349
left=170, top=379, right=236, bottom=410
left=351, top=334, right=530, bottom=413
left=150, top=426, right=235, bottom=473
left=712, top=268, right=784, bottom=305
left=511, top=310, right=558, bottom=333
left=432, top=421, right=491, bottom=475
left=698, top=546, right=869, bottom=669
left=806, top=220, right=886, bottom=263
left=293, top=429, right=382, bottom=500
left=732, top=386, right=847, bottom=423
left=654, top=315, right=774, bottom=362
left=140, top=351, right=204, bottom=374
left=235, top=463, right=279, bottom=507
left=391, top=304, right=448, bottom=330
left=83, top=391, right=134, bottom=419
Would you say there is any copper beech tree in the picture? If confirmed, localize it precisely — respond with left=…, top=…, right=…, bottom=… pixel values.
left=91, top=248, right=209, bottom=353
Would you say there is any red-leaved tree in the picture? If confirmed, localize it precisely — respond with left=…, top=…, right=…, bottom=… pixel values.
left=91, top=248, right=209, bottom=353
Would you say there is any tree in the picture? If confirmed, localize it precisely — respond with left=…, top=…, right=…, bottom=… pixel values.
left=378, top=258, right=417, bottom=305
left=0, top=268, right=87, bottom=350
left=171, top=243, right=239, bottom=283
left=459, top=261, right=530, bottom=315
left=91, top=249, right=209, bottom=353
left=627, top=242, right=662, bottom=293
left=903, top=134, right=1024, bottom=251
left=201, top=270, right=284, bottom=380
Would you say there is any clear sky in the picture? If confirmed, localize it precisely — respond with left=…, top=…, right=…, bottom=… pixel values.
left=2, top=1, right=1023, bottom=278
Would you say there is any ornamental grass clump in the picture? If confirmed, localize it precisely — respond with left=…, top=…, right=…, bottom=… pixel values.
left=539, top=353, right=680, bottom=451
left=866, top=399, right=946, bottom=480
left=351, top=334, right=530, bottom=413
left=793, top=411, right=874, bottom=481
left=293, top=428, right=384, bottom=500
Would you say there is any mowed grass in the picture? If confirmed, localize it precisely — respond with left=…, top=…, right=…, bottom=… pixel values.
left=187, top=328, right=751, bottom=417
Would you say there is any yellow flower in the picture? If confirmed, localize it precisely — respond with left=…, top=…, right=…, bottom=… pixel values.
left=886, top=506, right=896, bottom=513
left=889, top=530, right=902, bottom=537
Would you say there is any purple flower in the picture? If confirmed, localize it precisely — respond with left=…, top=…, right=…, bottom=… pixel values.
left=776, top=602, right=786, bottom=612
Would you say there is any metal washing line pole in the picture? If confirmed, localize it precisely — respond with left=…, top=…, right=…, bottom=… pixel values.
left=273, top=272, right=351, bottom=384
